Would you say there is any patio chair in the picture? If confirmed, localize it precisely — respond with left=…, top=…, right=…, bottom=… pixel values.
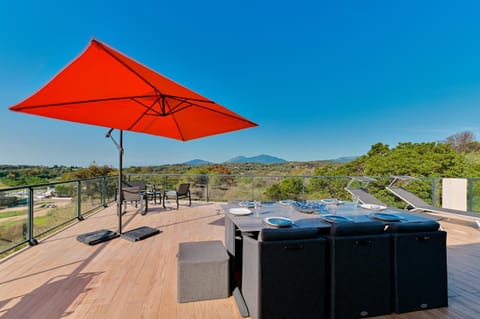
left=163, top=183, right=191, bottom=209
left=125, top=180, right=147, bottom=190
left=115, top=180, right=148, bottom=206
left=241, top=227, right=327, bottom=319
left=345, top=176, right=387, bottom=206
left=325, top=220, right=391, bottom=319
left=386, top=176, right=480, bottom=228
left=122, top=186, right=148, bottom=215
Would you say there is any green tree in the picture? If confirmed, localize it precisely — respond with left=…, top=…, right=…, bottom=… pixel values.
left=264, top=177, right=304, bottom=200
left=309, top=141, right=480, bottom=207
left=62, top=164, right=115, bottom=180
left=442, top=131, right=480, bottom=152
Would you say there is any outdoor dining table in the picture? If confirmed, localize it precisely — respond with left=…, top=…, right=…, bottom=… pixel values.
left=224, top=201, right=433, bottom=233
left=223, top=201, right=443, bottom=318
left=223, top=200, right=437, bottom=282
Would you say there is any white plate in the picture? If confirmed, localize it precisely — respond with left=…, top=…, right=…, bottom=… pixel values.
left=370, top=212, right=404, bottom=221
left=360, top=203, right=386, bottom=210
left=320, top=198, right=344, bottom=205
left=264, top=217, right=293, bottom=227
left=278, top=200, right=295, bottom=205
left=320, top=215, right=353, bottom=223
left=229, top=208, right=252, bottom=216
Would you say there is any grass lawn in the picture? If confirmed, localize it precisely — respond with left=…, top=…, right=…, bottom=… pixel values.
left=0, top=210, right=27, bottom=219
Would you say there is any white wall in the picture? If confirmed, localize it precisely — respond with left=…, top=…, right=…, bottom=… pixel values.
left=442, top=178, right=467, bottom=211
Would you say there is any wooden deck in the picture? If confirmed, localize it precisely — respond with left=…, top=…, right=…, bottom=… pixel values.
left=0, top=201, right=479, bottom=319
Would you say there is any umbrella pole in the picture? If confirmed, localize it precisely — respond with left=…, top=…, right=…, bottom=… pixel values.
left=117, top=130, right=124, bottom=234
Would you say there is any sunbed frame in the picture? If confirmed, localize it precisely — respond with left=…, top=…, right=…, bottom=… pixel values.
left=345, top=176, right=387, bottom=206
left=386, top=176, right=480, bottom=228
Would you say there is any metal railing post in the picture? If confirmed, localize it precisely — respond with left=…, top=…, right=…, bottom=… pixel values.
left=27, top=187, right=38, bottom=245
left=102, top=177, right=108, bottom=208
left=206, top=175, right=209, bottom=202
left=251, top=176, right=255, bottom=201
left=77, top=180, right=84, bottom=221
left=302, top=176, right=306, bottom=200
left=468, top=178, right=473, bottom=211
left=431, top=178, right=437, bottom=206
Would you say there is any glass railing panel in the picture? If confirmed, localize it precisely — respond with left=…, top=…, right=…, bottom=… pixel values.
left=81, top=178, right=104, bottom=213
left=304, top=176, right=350, bottom=200
left=206, top=175, right=251, bottom=202
left=254, top=176, right=299, bottom=201
left=33, top=182, right=77, bottom=237
left=0, top=188, right=29, bottom=252
left=104, top=176, right=117, bottom=203
left=469, top=178, right=480, bottom=212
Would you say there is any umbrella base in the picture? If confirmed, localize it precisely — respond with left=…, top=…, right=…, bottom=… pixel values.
left=77, top=229, right=119, bottom=245
left=121, top=226, right=160, bottom=242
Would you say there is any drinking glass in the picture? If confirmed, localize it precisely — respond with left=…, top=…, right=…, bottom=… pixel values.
left=254, top=200, right=261, bottom=216
left=352, top=195, right=359, bottom=208
left=327, top=203, right=337, bottom=214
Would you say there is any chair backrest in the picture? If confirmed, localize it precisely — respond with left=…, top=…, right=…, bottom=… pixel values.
left=122, top=187, right=141, bottom=201
left=387, top=186, right=431, bottom=208
left=387, top=220, right=439, bottom=233
left=177, top=183, right=190, bottom=195
left=125, top=180, right=147, bottom=190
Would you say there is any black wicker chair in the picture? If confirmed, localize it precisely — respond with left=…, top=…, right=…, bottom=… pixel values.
left=387, top=220, right=448, bottom=313
left=241, top=227, right=327, bottom=319
left=325, top=221, right=391, bottom=319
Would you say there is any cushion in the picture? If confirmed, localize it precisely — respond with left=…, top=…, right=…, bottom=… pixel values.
left=260, top=227, right=320, bottom=241
left=387, top=220, right=440, bottom=233
left=329, top=220, right=385, bottom=236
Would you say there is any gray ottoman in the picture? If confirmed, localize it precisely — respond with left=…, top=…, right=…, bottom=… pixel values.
left=177, top=240, right=230, bottom=303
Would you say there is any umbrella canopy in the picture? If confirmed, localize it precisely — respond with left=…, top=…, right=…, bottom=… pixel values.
left=9, top=39, right=257, bottom=235
left=9, top=39, right=257, bottom=140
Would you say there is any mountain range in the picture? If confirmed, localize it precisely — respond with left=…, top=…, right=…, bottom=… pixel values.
left=183, top=154, right=357, bottom=165
left=225, top=154, right=287, bottom=164
left=184, top=154, right=286, bottom=165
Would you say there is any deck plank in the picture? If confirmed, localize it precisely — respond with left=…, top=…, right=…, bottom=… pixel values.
left=0, top=201, right=479, bottom=319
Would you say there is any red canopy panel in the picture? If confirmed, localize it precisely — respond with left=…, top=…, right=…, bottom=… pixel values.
left=10, top=39, right=257, bottom=141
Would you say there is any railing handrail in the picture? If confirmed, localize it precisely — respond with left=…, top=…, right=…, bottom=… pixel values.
left=0, top=175, right=113, bottom=192
left=0, top=173, right=450, bottom=192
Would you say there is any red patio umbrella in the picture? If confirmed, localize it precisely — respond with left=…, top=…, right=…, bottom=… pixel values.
left=9, top=39, right=257, bottom=235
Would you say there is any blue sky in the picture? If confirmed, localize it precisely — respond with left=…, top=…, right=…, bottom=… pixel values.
left=2, top=0, right=480, bottom=167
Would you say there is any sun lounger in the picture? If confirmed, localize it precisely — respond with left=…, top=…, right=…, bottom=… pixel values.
left=386, top=176, right=480, bottom=228
left=345, top=176, right=387, bottom=206
left=345, top=188, right=387, bottom=206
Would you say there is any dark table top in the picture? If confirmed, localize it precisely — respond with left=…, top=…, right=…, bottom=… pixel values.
left=223, top=201, right=436, bottom=232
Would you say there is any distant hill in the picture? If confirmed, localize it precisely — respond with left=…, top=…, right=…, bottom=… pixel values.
left=183, top=159, right=212, bottom=165
left=182, top=155, right=352, bottom=165
left=225, top=154, right=287, bottom=164
left=328, top=156, right=358, bottom=163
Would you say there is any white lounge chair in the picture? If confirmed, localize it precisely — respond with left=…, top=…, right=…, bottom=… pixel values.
left=345, top=176, right=387, bottom=206
left=386, top=176, right=480, bottom=228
